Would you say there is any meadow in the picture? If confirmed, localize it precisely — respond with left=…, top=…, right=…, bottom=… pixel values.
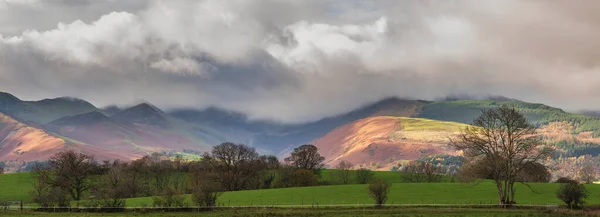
left=124, top=181, right=600, bottom=207
left=3, top=171, right=600, bottom=208
left=0, top=207, right=589, bottom=217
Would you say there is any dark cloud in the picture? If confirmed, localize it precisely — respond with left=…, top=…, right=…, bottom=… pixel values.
left=1, top=0, right=600, bottom=123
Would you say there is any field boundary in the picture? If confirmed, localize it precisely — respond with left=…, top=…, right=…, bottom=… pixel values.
left=1, top=203, right=561, bottom=212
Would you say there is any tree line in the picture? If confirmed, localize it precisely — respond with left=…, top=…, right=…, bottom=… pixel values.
left=29, top=143, right=368, bottom=210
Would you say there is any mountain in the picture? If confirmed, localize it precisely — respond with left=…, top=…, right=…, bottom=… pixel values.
left=312, top=99, right=600, bottom=170
left=101, top=105, right=122, bottom=116
left=313, top=116, right=468, bottom=170
left=4, top=90, right=600, bottom=173
left=45, top=104, right=223, bottom=160
left=0, top=111, right=127, bottom=172
left=112, top=103, right=171, bottom=128
left=0, top=92, right=100, bottom=124
left=170, top=98, right=425, bottom=155
left=48, top=111, right=112, bottom=126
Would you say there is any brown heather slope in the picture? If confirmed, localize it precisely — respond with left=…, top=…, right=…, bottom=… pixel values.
left=313, top=116, right=468, bottom=170
left=0, top=112, right=127, bottom=172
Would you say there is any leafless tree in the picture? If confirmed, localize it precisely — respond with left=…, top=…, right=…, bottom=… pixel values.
left=578, top=166, right=598, bottom=184
left=96, top=165, right=127, bottom=209
left=367, top=179, right=390, bottom=208
left=122, top=157, right=151, bottom=197
left=284, top=144, right=325, bottom=172
left=189, top=166, right=222, bottom=208
left=401, top=161, right=444, bottom=183
left=0, top=166, right=4, bottom=174
left=452, top=106, right=551, bottom=206
left=335, top=160, right=354, bottom=184
left=45, top=150, right=97, bottom=201
left=204, top=142, right=263, bottom=191
left=356, top=168, right=374, bottom=184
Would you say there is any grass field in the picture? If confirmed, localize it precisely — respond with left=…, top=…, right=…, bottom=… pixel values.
left=0, top=172, right=34, bottom=202
left=0, top=207, right=590, bottom=217
left=3, top=171, right=600, bottom=208
left=124, top=181, right=600, bottom=207
left=0, top=170, right=424, bottom=202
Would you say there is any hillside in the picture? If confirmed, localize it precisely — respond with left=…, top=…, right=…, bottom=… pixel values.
left=313, top=116, right=468, bottom=169
left=0, top=92, right=100, bottom=124
left=45, top=106, right=225, bottom=159
left=170, top=98, right=425, bottom=155
left=0, top=112, right=127, bottom=172
left=416, top=100, right=600, bottom=156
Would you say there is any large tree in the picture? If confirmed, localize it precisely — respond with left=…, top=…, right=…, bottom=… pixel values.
left=47, top=150, right=97, bottom=201
left=284, top=144, right=325, bottom=172
left=205, top=142, right=263, bottom=191
left=452, top=106, right=551, bottom=206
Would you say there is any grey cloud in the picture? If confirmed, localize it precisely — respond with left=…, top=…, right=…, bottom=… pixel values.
left=2, top=0, right=600, bottom=123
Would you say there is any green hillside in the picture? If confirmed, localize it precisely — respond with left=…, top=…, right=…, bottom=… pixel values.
left=417, top=100, right=600, bottom=136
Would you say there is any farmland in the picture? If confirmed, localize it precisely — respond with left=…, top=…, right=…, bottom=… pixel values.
left=2, top=171, right=600, bottom=207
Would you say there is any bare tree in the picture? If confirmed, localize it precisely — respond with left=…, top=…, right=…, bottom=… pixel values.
left=578, top=166, right=598, bottom=184
left=402, top=161, right=445, bottom=183
left=122, top=157, right=151, bottom=198
left=0, top=166, right=4, bottom=174
left=335, top=160, right=354, bottom=184
left=46, top=150, right=97, bottom=201
left=205, top=142, right=263, bottom=191
left=356, top=168, right=374, bottom=184
left=367, top=179, right=390, bottom=208
left=189, top=166, right=222, bottom=208
left=96, top=165, right=127, bottom=209
left=452, top=106, right=551, bottom=206
left=284, top=144, right=325, bottom=172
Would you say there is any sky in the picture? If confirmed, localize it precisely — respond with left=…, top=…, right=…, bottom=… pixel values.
left=1, top=0, right=600, bottom=123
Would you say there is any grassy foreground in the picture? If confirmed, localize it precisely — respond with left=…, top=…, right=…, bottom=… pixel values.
left=125, top=181, right=600, bottom=207
left=0, top=207, right=589, bottom=217
left=0, top=170, right=424, bottom=202
left=3, top=171, right=600, bottom=208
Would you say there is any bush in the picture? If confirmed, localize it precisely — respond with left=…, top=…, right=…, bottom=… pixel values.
left=356, top=168, right=374, bottom=184
left=191, top=184, right=222, bottom=208
left=152, top=187, right=187, bottom=208
left=555, top=177, right=578, bottom=184
left=556, top=182, right=588, bottom=209
left=367, top=179, right=391, bottom=208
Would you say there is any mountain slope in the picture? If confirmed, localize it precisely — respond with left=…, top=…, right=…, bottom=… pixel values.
left=170, top=98, right=425, bottom=155
left=0, top=111, right=127, bottom=172
left=0, top=92, right=100, bottom=124
left=313, top=116, right=468, bottom=170
left=45, top=104, right=227, bottom=159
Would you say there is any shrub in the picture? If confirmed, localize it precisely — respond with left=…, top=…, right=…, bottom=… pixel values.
left=356, top=168, right=374, bottom=184
left=367, top=179, right=391, bottom=208
left=556, top=182, right=588, bottom=209
left=191, top=183, right=222, bottom=208
left=152, top=187, right=187, bottom=208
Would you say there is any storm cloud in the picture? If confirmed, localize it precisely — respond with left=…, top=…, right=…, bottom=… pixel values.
left=1, top=0, right=600, bottom=123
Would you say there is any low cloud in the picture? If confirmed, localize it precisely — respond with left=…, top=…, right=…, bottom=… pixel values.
left=1, top=0, right=600, bottom=123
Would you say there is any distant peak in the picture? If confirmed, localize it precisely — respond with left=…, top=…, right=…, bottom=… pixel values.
left=112, top=102, right=170, bottom=128
left=47, top=111, right=111, bottom=126
left=127, top=103, right=164, bottom=114
left=0, top=91, right=21, bottom=103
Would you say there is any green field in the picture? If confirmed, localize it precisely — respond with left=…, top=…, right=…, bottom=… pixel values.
left=3, top=171, right=600, bottom=208
left=124, top=181, right=600, bottom=207
left=0, top=207, right=588, bottom=217
left=0, top=170, right=423, bottom=202
left=0, top=172, right=34, bottom=202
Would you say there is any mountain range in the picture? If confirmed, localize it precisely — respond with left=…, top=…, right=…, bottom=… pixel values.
left=1, top=91, right=600, bottom=172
